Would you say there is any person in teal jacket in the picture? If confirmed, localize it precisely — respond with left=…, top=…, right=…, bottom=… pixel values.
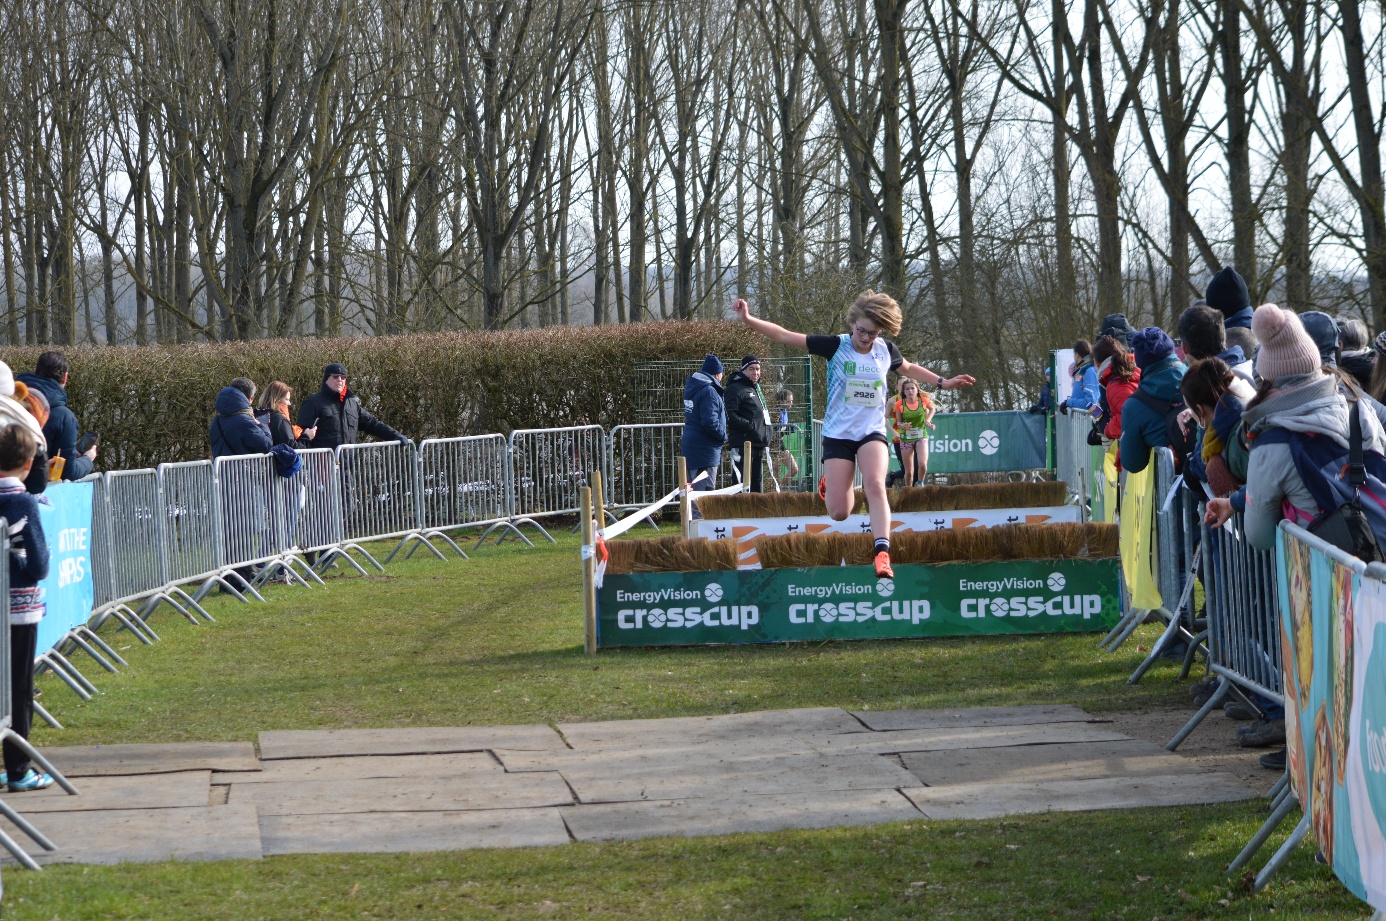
left=1120, top=327, right=1187, bottom=474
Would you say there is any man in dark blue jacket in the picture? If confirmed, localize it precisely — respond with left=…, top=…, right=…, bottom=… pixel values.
left=16, top=351, right=96, bottom=481
left=210, top=384, right=273, bottom=459
left=681, top=354, right=727, bottom=491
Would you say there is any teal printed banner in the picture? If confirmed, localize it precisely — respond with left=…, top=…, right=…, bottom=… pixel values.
left=925, top=411, right=1048, bottom=474
left=1276, top=526, right=1386, bottom=912
left=35, top=481, right=95, bottom=654
left=597, top=557, right=1121, bottom=648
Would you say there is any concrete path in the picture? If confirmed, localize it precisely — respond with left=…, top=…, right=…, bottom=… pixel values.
left=0, top=705, right=1256, bottom=866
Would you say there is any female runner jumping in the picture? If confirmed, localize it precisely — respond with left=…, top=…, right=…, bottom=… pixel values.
left=732, top=292, right=976, bottom=576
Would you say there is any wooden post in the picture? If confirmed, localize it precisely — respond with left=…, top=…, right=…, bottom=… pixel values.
left=592, top=470, right=606, bottom=530
left=742, top=440, right=752, bottom=490
left=677, top=456, right=690, bottom=538
left=580, top=485, right=597, bottom=655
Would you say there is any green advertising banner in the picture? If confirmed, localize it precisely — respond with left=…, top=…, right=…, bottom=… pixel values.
left=597, top=557, right=1121, bottom=648
left=926, top=411, right=1048, bottom=474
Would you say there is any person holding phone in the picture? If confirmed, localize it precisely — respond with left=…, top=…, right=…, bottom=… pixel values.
left=298, top=363, right=408, bottom=451
left=256, top=381, right=318, bottom=448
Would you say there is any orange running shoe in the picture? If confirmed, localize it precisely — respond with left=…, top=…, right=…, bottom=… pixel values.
left=874, top=551, right=894, bottom=578
left=818, top=475, right=827, bottom=501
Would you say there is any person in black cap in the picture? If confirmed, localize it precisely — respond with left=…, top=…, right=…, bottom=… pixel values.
left=724, top=355, right=772, bottom=492
left=298, top=363, right=409, bottom=452
left=1204, top=267, right=1257, bottom=359
left=680, top=354, right=727, bottom=492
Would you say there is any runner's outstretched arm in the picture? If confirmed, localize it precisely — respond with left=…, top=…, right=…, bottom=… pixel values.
left=898, top=360, right=977, bottom=392
left=731, top=299, right=808, bottom=350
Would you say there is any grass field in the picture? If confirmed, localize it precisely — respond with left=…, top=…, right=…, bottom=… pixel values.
left=4, top=526, right=1371, bottom=920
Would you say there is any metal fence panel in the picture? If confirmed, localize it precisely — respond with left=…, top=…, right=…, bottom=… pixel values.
left=337, top=441, right=423, bottom=542
left=159, top=461, right=220, bottom=584
left=83, top=473, right=114, bottom=610
left=215, top=454, right=284, bottom=567
left=1054, top=410, right=1094, bottom=500
left=419, top=436, right=508, bottom=529
left=1205, top=513, right=1283, bottom=702
left=105, top=469, right=166, bottom=603
left=509, top=426, right=604, bottom=520
left=607, top=424, right=684, bottom=510
left=281, top=448, right=342, bottom=552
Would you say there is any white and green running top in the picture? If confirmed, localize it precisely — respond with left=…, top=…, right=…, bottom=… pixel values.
left=807, top=334, right=905, bottom=441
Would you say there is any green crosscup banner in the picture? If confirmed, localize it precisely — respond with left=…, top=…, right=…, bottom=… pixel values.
left=597, top=558, right=1121, bottom=648
left=925, top=411, right=1048, bottom=474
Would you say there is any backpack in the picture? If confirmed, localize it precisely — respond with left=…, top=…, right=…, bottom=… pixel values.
left=1130, top=387, right=1199, bottom=466
left=1255, top=398, right=1386, bottom=562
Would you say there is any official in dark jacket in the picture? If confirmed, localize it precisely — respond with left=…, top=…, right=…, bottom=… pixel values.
left=724, top=355, right=772, bottom=492
left=16, top=351, right=95, bottom=481
left=210, top=386, right=273, bottom=460
left=680, top=354, right=727, bottom=491
left=298, top=363, right=407, bottom=451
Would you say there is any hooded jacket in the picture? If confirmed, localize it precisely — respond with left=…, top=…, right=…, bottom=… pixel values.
left=724, top=370, right=772, bottom=449
left=16, top=372, right=91, bottom=481
left=1098, top=365, right=1140, bottom=440
left=209, top=387, right=272, bottom=460
left=1119, top=354, right=1187, bottom=474
left=298, top=374, right=405, bottom=451
left=1232, top=373, right=1386, bottom=549
left=680, top=371, right=726, bottom=468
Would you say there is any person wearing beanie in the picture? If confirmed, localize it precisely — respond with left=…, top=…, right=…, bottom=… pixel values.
left=1300, top=311, right=1386, bottom=433
left=681, top=354, right=728, bottom=492
left=298, top=362, right=408, bottom=452
left=723, top=356, right=772, bottom=492
left=1118, top=326, right=1187, bottom=474
left=1205, top=302, right=1386, bottom=756
left=1204, top=267, right=1257, bottom=359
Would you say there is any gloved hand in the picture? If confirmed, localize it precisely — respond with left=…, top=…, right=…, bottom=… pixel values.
left=396, top=434, right=413, bottom=447
left=1059, top=400, right=1069, bottom=416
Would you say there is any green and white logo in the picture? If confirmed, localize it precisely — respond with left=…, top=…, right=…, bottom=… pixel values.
left=1047, top=572, right=1066, bottom=591
left=705, top=582, right=724, bottom=603
left=978, top=429, right=1000, bottom=455
left=876, top=578, right=895, bottom=597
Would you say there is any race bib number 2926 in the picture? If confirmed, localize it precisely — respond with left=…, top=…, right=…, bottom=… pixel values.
left=844, top=379, right=882, bottom=407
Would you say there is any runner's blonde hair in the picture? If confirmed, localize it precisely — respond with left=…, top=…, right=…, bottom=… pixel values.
left=846, top=290, right=902, bottom=337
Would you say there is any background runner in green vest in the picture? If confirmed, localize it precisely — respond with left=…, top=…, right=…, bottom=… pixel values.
left=732, top=292, right=975, bottom=578
left=891, top=378, right=935, bottom=487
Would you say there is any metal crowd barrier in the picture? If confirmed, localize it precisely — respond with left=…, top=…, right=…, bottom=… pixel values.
left=215, top=453, right=323, bottom=590
left=606, top=424, right=684, bottom=518
left=1054, top=409, right=1095, bottom=512
left=508, top=425, right=604, bottom=526
left=336, top=441, right=463, bottom=566
left=282, top=447, right=355, bottom=569
left=420, top=435, right=533, bottom=549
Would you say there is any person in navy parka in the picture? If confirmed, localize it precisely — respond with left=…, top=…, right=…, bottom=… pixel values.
left=210, top=382, right=273, bottom=460
left=680, top=354, right=727, bottom=491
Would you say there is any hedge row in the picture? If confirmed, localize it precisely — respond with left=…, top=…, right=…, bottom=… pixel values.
left=0, top=323, right=760, bottom=469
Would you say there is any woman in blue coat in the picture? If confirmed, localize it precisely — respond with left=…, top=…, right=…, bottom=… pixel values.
left=1061, top=339, right=1101, bottom=415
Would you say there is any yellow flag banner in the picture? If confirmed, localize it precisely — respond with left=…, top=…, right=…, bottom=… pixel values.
left=1119, top=460, right=1162, bottom=610
left=1102, top=444, right=1120, bottom=524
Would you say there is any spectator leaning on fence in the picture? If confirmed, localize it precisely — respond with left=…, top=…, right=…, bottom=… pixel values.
left=1179, top=358, right=1254, bottom=498
left=16, top=351, right=95, bottom=482
left=210, top=381, right=272, bottom=460
left=1178, top=305, right=1254, bottom=383
left=1059, top=339, right=1100, bottom=416
left=680, top=354, right=727, bottom=492
left=1092, top=337, right=1139, bottom=444
left=725, top=355, right=772, bottom=493
left=0, top=425, right=54, bottom=792
left=299, top=363, right=408, bottom=452
left=1119, top=327, right=1187, bottom=475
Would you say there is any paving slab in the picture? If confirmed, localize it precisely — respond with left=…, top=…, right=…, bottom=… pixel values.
left=561, top=752, right=920, bottom=804
left=261, top=807, right=571, bottom=855
left=494, top=735, right=821, bottom=773
left=229, top=772, right=574, bottom=816
left=0, top=805, right=262, bottom=866
left=901, top=739, right=1200, bottom=787
left=257, top=725, right=564, bottom=760
left=808, top=722, right=1131, bottom=756
left=557, top=708, right=863, bottom=749
left=37, top=742, right=260, bottom=777
left=0, top=771, right=211, bottom=814
left=561, top=789, right=923, bottom=842
left=901, top=772, right=1257, bottom=820
left=212, top=752, right=504, bottom=785
left=851, top=705, right=1093, bottom=732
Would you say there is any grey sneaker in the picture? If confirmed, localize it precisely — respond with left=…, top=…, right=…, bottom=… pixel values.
left=1237, top=719, right=1286, bottom=748
left=1224, top=700, right=1258, bottom=721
